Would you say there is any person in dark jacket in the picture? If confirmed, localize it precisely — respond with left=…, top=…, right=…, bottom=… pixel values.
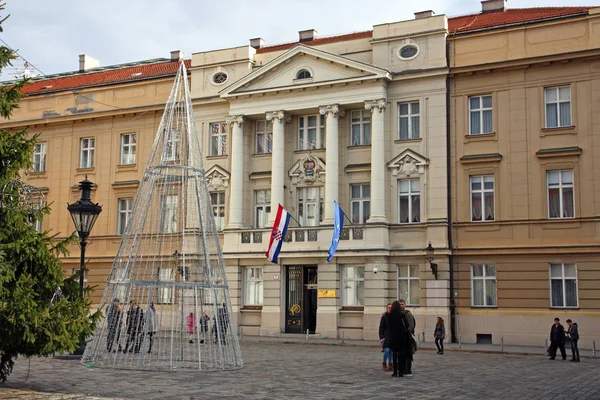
left=124, top=300, right=144, bottom=353
left=378, top=303, right=393, bottom=371
left=385, top=300, right=411, bottom=377
left=565, top=319, right=580, bottom=362
left=434, top=317, right=445, bottom=355
left=106, top=298, right=122, bottom=353
left=548, top=317, right=566, bottom=360
left=399, top=299, right=416, bottom=376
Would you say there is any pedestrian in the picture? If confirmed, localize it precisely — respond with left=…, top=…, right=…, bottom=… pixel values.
left=565, top=319, right=580, bottom=362
left=124, top=300, right=144, bottom=353
left=187, top=312, right=196, bottom=344
left=146, top=302, right=157, bottom=353
left=548, top=317, right=567, bottom=360
left=434, top=317, right=445, bottom=355
left=378, top=303, right=393, bottom=371
left=398, top=299, right=416, bottom=376
left=214, top=303, right=229, bottom=344
left=385, top=300, right=411, bottom=378
left=106, top=298, right=122, bottom=353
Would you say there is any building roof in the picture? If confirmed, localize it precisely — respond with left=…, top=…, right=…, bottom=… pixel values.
left=255, top=31, right=373, bottom=54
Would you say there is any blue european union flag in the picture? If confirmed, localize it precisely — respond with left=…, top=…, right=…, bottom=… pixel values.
left=327, top=201, right=344, bottom=262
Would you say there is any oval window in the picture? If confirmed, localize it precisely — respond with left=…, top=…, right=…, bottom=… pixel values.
left=399, top=45, right=418, bottom=60
left=296, top=69, right=312, bottom=79
left=212, top=72, right=228, bottom=85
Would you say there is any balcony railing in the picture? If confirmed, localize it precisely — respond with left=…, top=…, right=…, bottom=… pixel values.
left=239, top=226, right=364, bottom=244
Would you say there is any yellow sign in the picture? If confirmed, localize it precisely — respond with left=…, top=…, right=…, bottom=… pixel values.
left=318, top=289, right=336, bottom=298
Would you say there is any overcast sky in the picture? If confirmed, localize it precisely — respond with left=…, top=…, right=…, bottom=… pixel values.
left=0, top=0, right=595, bottom=81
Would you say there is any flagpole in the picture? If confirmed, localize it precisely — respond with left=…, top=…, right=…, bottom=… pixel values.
left=342, top=213, right=352, bottom=226
left=288, top=213, right=302, bottom=228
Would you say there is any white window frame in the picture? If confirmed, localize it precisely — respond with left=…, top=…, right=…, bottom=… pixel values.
left=256, top=120, right=272, bottom=154
left=79, top=138, right=95, bottom=168
left=33, top=142, right=47, bottom=172
left=161, top=195, right=178, bottom=233
left=117, top=198, right=134, bottom=235
left=163, top=129, right=180, bottom=162
left=550, top=263, right=578, bottom=308
left=544, top=86, right=572, bottom=128
left=398, top=101, right=420, bottom=140
left=210, top=192, right=226, bottom=231
left=254, top=189, right=271, bottom=228
left=158, top=267, right=175, bottom=304
left=350, top=184, right=370, bottom=224
left=470, top=175, right=495, bottom=222
left=547, top=170, right=575, bottom=219
left=468, top=95, right=493, bottom=135
left=350, top=110, right=371, bottom=146
left=398, top=178, right=420, bottom=224
left=297, top=187, right=322, bottom=227
left=243, top=267, right=264, bottom=306
left=298, top=115, right=325, bottom=150
left=341, top=265, right=365, bottom=307
left=471, top=264, right=497, bottom=307
left=397, top=265, right=420, bottom=306
left=209, top=122, right=227, bottom=156
left=120, top=133, right=136, bottom=165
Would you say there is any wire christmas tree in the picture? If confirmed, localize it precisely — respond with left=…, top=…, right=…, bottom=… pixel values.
left=82, top=62, right=242, bottom=371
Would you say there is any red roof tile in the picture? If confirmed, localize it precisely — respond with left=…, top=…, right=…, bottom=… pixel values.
left=22, top=59, right=191, bottom=96
left=256, top=31, right=373, bottom=54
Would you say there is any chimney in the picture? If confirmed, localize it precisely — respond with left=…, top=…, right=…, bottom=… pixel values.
left=298, top=29, right=317, bottom=43
left=481, top=0, right=507, bottom=13
left=414, top=10, right=435, bottom=19
left=250, top=38, right=265, bottom=49
left=170, top=50, right=183, bottom=61
left=79, top=54, right=99, bottom=72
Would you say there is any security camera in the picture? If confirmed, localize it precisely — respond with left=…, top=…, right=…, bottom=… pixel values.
left=373, top=265, right=379, bottom=274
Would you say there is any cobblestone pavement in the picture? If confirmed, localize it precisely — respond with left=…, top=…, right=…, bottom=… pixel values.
left=2, top=342, right=600, bottom=400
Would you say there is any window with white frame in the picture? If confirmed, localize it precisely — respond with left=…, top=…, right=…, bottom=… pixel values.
left=470, top=175, right=495, bottom=222
left=120, top=133, right=136, bottom=165
left=350, top=110, right=371, bottom=146
left=547, top=170, right=574, bottom=219
left=244, top=267, right=264, bottom=306
left=163, top=129, right=180, bottom=162
left=342, top=266, right=365, bottom=306
left=80, top=138, right=95, bottom=168
left=30, top=217, right=43, bottom=233
left=397, top=265, right=420, bottom=306
left=161, top=195, right=178, bottom=233
left=471, top=264, right=497, bottom=307
left=297, top=187, right=322, bottom=227
left=398, top=101, right=420, bottom=140
left=158, top=267, right=175, bottom=304
left=210, top=192, right=225, bottom=231
left=545, top=86, right=571, bottom=128
left=256, top=120, right=272, bottom=154
left=298, top=115, right=325, bottom=150
left=350, top=184, right=370, bottom=224
left=550, top=263, right=578, bottom=308
left=469, top=95, right=493, bottom=135
left=209, top=122, right=227, bottom=156
left=254, top=189, right=271, bottom=228
left=117, top=198, right=134, bottom=235
left=33, top=142, right=46, bottom=172
left=398, top=178, right=420, bottom=223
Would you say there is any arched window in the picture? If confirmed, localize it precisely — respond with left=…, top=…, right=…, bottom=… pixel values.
left=296, top=69, right=312, bottom=79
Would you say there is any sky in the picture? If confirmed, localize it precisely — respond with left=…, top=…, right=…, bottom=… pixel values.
left=0, top=0, right=595, bottom=81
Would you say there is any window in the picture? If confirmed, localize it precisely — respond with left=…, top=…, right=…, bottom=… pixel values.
left=298, top=115, right=325, bottom=150
left=80, top=138, right=95, bottom=168
left=350, top=184, right=370, bottom=224
left=244, top=267, right=263, bottom=306
left=470, top=175, right=495, bottom=222
left=209, top=123, right=227, bottom=156
left=398, top=102, right=420, bottom=140
left=397, top=265, right=420, bottom=306
left=471, top=264, right=497, bottom=307
left=254, top=189, right=271, bottom=228
left=256, top=120, right=272, bottom=154
left=161, top=195, right=178, bottom=233
left=469, top=95, right=493, bottom=135
left=550, top=263, right=578, bottom=308
left=547, top=170, right=574, bottom=219
left=212, top=72, right=228, bottom=85
left=545, top=86, right=571, bottom=128
left=33, top=142, right=46, bottom=172
left=120, top=133, right=136, bottom=165
left=350, top=110, right=371, bottom=146
left=30, top=218, right=43, bottom=233
left=117, top=198, right=134, bottom=235
left=342, top=266, right=364, bottom=306
left=398, top=179, right=420, bottom=223
left=210, top=192, right=225, bottom=231
left=163, top=129, right=180, bottom=162
left=296, top=69, right=312, bottom=79
left=71, top=268, right=88, bottom=286
left=399, top=45, right=419, bottom=59
left=297, top=187, right=322, bottom=227
left=158, top=267, right=175, bottom=304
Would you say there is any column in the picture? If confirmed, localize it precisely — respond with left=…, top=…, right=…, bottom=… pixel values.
left=319, top=104, right=343, bottom=225
left=365, top=99, right=387, bottom=223
left=225, top=115, right=244, bottom=228
left=265, top=111, right=289, bottom=222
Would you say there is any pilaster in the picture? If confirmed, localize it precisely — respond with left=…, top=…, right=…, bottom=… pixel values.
left=319, top=104, right=344, bottom=224
left=225, top=115, right=245, bottom=228
left=365, top=99, right=388, bottom=223
left=265, top=111, right=290, bottom=222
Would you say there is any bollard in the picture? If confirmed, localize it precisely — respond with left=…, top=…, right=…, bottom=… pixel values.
left=501, top=336, right=504, bottom=352
left=422, top=331, right=425, bottom=343
left=459, top=335, right=462, bottom=349
left=593, top=340, right=596, bottom=357
left=306, top=329, right=309, bottom=342
left=341, top=330, right=345, bottom=344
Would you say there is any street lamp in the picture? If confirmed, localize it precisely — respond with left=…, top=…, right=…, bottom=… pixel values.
left=425, top=241, right=438, bottom=280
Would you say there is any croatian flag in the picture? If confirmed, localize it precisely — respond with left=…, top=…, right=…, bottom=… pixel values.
left=327, top=201, right=345, bottom=262
left=266, top=204, right=291, bottom=264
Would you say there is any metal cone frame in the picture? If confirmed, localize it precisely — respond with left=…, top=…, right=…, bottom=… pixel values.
left=82, top=62, right=243, bottom=371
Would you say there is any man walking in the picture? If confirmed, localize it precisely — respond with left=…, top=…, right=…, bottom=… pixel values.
left=548, top=317, right=567, bottom=360
left=399, top=299, right=416, bottom=376
left=566, top=319, right=580, bottom=362
left=106, top=298, right=122, bottom=353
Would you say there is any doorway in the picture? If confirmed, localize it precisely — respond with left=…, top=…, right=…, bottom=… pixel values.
left=285, top=266, right=317, bottom=334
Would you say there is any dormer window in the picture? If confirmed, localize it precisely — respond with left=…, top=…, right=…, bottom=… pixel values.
left=296, top=69, right=312, bottom=80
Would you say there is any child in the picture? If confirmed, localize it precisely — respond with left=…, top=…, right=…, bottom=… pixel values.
left=186, top=312, right=196, bottom=343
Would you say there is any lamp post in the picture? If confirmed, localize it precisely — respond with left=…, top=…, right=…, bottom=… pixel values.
left=425, top=241, right=438, bottom=280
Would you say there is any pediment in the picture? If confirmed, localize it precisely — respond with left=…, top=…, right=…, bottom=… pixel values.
left=221, top=45, right=391, bottom=97
left=387, top=149, right=429, bottom=177
left=205, top=165, right=230, bottom=191
left=288, top=155, right=326, bottom=185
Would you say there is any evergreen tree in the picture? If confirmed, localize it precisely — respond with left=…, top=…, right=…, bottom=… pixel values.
left=0, top=3, right=97, bottom=382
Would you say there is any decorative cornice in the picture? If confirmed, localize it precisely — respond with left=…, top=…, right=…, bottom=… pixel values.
left=225, top=115, right=244, bottom=127
left=205, top=165, right=231, bottom=191
left=318, top=104, right=346, bottom=118
left=364, top=98, right=387, bottom=113
left=288, top=155, right=326, bottom=186
left=387, top=150, right=429, bottom=176
left=265, top=110, right=291, bottom=123
left=460, top=153, right=502, bottom=164
left=536, top=146, right=582, bottom=158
